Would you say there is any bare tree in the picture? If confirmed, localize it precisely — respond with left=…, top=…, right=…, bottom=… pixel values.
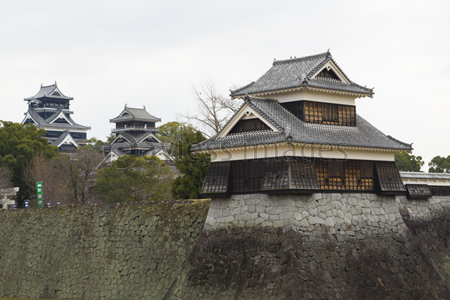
left=73, top=147, right=104, bottom=204
left=181, top=81, right=242, bottom=137
left=0, top=167, right=13, bottom=190
left=24, top=153, right=71, bottom=207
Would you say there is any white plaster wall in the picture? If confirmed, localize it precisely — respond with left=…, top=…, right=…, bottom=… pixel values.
left=210, top=145, right=395, bottom=162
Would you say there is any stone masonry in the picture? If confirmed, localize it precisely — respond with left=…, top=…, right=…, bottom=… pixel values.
left=205, top=193, right=409, bottom=238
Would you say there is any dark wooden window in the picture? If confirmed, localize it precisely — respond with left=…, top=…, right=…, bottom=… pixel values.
left=280, top=101, right=304, bottom=120
left=329, top=160, right=344, bottom=177
left=229, top=119, right=270, bottom=134
left=323, top=103, right=339, bottom=122
left=249, top=160, right=265, bottom=178
left=374, top=161, right=406, bottom=194
left=405, top=184, right=432, bottom=199
left=284, top=100, right=356, bottom=126
left=429, top=186, right=450, bottom=196
left=202, top=162, right=231, bottom=195
left=316, top=68, right=340, bottom=80
left=229, top=160, right=265, bottom=192
left=261, top=159, right=289, bottom=191
left=315, top=159, right=376, bottom=191
left=290, top=158, right=320, bottom=190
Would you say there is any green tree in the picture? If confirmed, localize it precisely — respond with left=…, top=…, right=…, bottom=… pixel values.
left=94, top=155, right=173, bottom=203
left=0, top=121, right=59, bottom=200
left=395, top=152, right=424, bottom=172
left=83, top=134, right=115, bottom=153
left=157, top=121, right=182, bottom=145
left=171, top=124, right=210, bottom=199
left=428, top=155, right=450, bottom=173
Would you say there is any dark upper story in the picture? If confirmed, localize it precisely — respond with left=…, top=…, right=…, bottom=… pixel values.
left=25, top=83, right=73, bottom=110
left=230, top=51, right=374, bottom=98
left=110, top=106, right=161, bottom=134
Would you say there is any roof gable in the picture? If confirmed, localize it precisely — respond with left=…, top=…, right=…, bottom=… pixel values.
left=136, top=132, right=162, bottom=144
left=217, top=102, right=280, bottom=138
left=48, top=111, right=73, bottom=125
left=24, top=83, right=73, bottom=101
left=110, top=106, right=161, bottom=123
left=310, top=60, right=350, bottom=84
left=230, top=51, right=373, bottom=98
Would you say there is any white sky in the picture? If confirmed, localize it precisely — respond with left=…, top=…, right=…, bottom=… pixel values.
left=0, top=0, right=449, bottom=170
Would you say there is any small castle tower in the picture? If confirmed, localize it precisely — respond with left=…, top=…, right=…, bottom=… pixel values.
left=21, top=83, right=91, bottom=152
left=102, top=106, right=173, bottom=163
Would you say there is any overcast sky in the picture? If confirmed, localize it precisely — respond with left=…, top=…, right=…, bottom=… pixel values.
left=1, top=0, right=449, bottom=170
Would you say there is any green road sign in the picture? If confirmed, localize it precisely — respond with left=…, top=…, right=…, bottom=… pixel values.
left=36, top=182, right=43, bottom=208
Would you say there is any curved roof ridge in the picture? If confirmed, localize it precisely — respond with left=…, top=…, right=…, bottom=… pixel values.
left=274, top=51, right=329, bottom=65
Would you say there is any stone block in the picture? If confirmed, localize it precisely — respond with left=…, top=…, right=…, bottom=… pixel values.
left=314, top=217, right=325, bottom=225
left=299, top=219, right=310, bottom=227
left=348, top=197, right=358, bottom=206
left=261, top=221, right=273, bottom=227
left=309, top=208, right=318, bottom=216
left=335, top=217, right=344, bottom=224
left=224, top=216, right=234, bottom=223
left=280, top=211, right=292, bottom=220
left=295, top=212, right=302, bottom=221
left=243, top=212, right=253, bottom=221
left=208, top=209, right=222, bottom=219
left=363, top=199, right=371, bottom=207
left=302, top=211, right=309, bottom=218
left=324, top=217, right=336, bottom=227
left=273, top=220, right=285, bottom=228
left=260, top=213, right=269, bottom=220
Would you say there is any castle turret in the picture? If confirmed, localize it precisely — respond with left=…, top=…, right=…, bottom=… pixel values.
left=102, top=106, right=173, bottom=163
left=21, top=83, right=91, bottom=152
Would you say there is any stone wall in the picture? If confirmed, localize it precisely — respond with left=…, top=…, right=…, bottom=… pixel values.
left=2, top=194, right=450, bottom=299
left=0, top=200, right=209, bottom=300
left=183, top=193, right=450, bottom=299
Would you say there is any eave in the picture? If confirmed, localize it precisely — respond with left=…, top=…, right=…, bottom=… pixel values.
left=232, top=86, right=373, bottom=100
left=194, top=142, right=411, bottom=155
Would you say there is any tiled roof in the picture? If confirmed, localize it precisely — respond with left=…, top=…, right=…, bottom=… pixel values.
left=50, top=131, right=71, bottom=147
left=24, top=84, right=73, bottom=101
left=110, top=107, right=161, bottom=123
left=27, top=108, right=91, bottom=130
left=230, top=51, right=373, bottom=97
left=400, top=172, right=450, bottom=180
left=192, top=96, right=412, bottom=152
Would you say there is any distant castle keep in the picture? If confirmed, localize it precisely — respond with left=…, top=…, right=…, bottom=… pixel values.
left=102, top=106, right=173, bottom=163
left=21, top=83, right=90, bottom=151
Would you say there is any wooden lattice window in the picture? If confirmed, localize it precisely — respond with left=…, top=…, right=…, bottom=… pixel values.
left=229, top=119, right=270, bottom=134
left=302, top=101, right=356, bottom=126
left=249, top=160, right=265, bottom=178
left=315, top=159, right=376, bottom=191
left=202, top=162, right=231, bottom=195
left=323, top=103, right=339, bottom=122
left=429, top=186, right=450, bottom=196
left=229, top=160, right=265, bottom=192
left=374, top=161, right=406, bottom=194
left=316, top=68, right=340, bottom=80
left=360, top=161, right=374, bottom=178
left=329, top=160, right=344, bottom=177
left=280, top=101, right=304, bottom=120
left=405, top=184, right=432, bottom=199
